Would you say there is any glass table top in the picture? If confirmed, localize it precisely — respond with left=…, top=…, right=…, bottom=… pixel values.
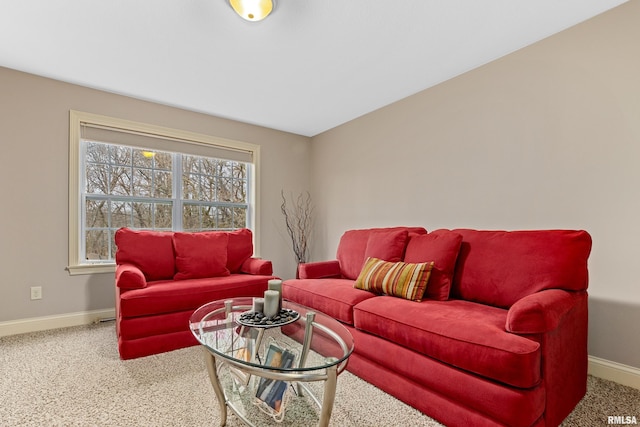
left=189, top=297, right=354, bottom=373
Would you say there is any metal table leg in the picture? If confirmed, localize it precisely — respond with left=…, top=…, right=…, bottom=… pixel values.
left=319, top=361, right=338, bottom=427
left=203, top=348, right=227, bottom=427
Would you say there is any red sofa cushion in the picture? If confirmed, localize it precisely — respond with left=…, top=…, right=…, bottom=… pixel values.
left=119, top=274, right=272, bottom=318
left=451, top=229, right=592, bottom=308
left=404, top=230, right=463, bottom=301
left=115, top=228, right=175, bottom=281
left=336, top=227, right=426, bottom=280
left=173, top=231, right=230, bottom=280
left=353, top=296, right=541, bottom=388
left=227, top=228, right=254, bottom=273
left=282, top=278, right=377, bottom=325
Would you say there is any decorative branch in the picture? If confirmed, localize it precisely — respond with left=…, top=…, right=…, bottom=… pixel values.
left=281, top=190, right=313, bottom=264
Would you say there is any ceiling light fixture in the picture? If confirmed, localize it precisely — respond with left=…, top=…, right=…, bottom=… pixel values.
left=229, top=0, right=274, bottom=22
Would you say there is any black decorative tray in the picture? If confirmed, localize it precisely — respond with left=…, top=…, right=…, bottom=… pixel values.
left=236, top=308, right=300, bottom=328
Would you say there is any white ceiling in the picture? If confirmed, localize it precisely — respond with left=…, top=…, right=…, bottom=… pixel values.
left=0, top=0, right=628, bottom=137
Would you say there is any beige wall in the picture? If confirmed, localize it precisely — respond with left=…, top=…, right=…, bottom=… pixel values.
left=311, top=1, right=640, bottom=368
left=0, top=66, right=310, bottom=323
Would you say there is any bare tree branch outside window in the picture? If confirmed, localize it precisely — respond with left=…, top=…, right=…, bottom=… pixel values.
left=281, top=190, right=313, bottom=265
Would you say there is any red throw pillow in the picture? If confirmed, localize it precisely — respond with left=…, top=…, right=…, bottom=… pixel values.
left=115, top=228, right=176, bottom=281
left=226, top=228, right=254, bottom=273
left=354, top=257, right=434, bottom=302
left=173, top=232, right=230, bottom=280
left=404, top=230, right=463, bottom=301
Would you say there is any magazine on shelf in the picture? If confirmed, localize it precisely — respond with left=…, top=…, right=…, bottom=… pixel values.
left=254, top=343, right=296, bottom=414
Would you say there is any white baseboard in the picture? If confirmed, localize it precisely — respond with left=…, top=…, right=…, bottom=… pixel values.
left=0, top=308, right=116, bottom=338
left=589, top=356, right=640, bottom=390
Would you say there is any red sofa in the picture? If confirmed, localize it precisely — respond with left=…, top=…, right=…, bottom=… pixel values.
left=114, top=227, right=277, bottom=360
left=283, top=226, right=592, bottom=427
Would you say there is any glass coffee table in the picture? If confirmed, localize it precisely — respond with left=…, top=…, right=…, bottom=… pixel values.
left=190, top=298, right=354, bottom=427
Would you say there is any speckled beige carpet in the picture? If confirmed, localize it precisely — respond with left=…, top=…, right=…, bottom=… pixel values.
left=1, top=322, right=638, bottom=426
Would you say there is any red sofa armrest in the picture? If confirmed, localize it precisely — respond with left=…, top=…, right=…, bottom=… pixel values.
left=506, top=289, right=584, bottom=334
left=240, top=257, right=273, bottom=275
left=115, top=263, right=147, bottom=289
left=298, top=260, right=342, bottom=279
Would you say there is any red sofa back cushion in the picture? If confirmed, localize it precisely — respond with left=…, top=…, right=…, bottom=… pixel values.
left=404, top=230, right=463, bottom=301
left=226, top=228, right=254, bottom=273
left=336, top=227, right=427, bottom=280
left=451, top=229, right=592, bottom=308
left=115, top=228, right=175, bottom=281
left=173, top=231, right=230, bottom=280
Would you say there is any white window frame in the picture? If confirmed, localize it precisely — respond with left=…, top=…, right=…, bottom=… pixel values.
left=67, top=110, right=261, bottom=275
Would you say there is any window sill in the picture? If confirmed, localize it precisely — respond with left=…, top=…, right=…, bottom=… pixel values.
left=67, top=263, right=116, bottom=276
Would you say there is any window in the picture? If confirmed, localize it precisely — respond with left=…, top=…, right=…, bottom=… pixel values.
left=68, top=111, right=260, bottom=275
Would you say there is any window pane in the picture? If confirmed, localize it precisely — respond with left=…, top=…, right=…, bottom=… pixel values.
left=216, top=176, right=232, bottom=202
left=133, top=148, right=155, bottom=168
left=154, top=203, right=172, bottom=229
left=183, top=156, right=199, bottom=174
left=233, top=207, right=246, bottom=228
left=111, top=201, right=131, bottom=228
left=183, top=173, right=200, bottom=200
left=183, top=204, right=200, bottom=230
left=110, top=166, right=132, bottom=196
left=201, top=174, right=215, bottom=202
left=218, top=206, right=233, bottom=229
left=86, top=164, right=108, bottom=194
left=86, top=230, right=109, bottom=260
left=154, top=152, right=172, bottom=170
left=110, top=230, right=117, bottom=260
left=132, top=202, right=152, bottom=228
left=202, top=206, right=217, bottom=229
left=112, top=145, right=131, bottom=166
left=154, top=171, right=172, bottom=198
left=86, top=141, right=110, bottom=164
left=133, top=168, right=152, bottom=197
left=86, top=199, right=108, bottom=228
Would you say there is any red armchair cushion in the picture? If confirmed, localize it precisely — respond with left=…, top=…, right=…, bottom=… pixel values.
left=115, top=228, right=175, bottom=281
left=227, top=228, right=254, bottom=273
left=173, top=232, right=230, bottom=280
left=452, top=229, right=592, bottom=308
left=115, top=264, right=147, bottom=289
left=404, top=230, right=463, bottom=301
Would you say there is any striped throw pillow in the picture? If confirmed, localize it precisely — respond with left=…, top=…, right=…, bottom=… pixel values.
left=354, top=257, right=435, bottom=302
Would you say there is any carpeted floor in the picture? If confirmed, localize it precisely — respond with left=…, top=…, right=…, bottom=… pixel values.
left=0, top=322, right=637, bottom=426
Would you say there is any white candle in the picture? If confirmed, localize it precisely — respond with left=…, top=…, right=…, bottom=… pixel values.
left=252, top=297, right=264, bottom=313
left=268, top=279, right=283, bottom=310
left=264, top=290, right=279, bottom=318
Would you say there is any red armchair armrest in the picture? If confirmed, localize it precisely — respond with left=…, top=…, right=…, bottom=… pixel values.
left=298, top=260, right=342, bottom=279
left=240, top=257, right=273, bottom=275
left=506, top=289, right=585, bottom=334
left=115, top=263, right=147, bottom=289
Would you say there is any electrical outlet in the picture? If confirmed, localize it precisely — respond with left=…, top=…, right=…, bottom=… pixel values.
left=30, top=286, right=42, bottom=300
